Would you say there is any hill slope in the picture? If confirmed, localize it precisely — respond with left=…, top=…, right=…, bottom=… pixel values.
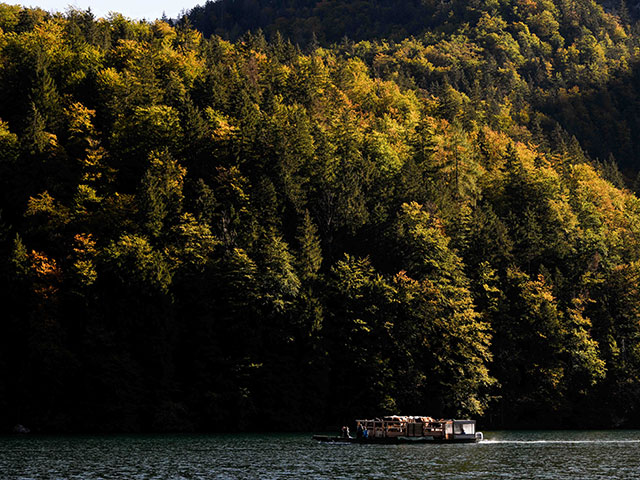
left=1, top=3, right=640, bottom=431
left=183, top=0, right=640, bottom=175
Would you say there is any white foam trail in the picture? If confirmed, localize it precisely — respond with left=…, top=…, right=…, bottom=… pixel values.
left=481, top=439, right=640, bottom=444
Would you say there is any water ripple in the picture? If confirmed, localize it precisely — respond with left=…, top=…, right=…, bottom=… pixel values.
left=1, top=431, right=640, bottom=480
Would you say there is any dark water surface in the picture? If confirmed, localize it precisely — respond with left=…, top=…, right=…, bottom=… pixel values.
left=2, top=430, right=640, bottom=479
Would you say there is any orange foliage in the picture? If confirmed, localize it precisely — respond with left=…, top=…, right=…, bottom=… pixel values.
left=28, top=250, right=62, bottom=299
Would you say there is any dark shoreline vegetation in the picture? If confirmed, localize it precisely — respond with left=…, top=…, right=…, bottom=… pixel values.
left=3, top=0, right=640, bottom=433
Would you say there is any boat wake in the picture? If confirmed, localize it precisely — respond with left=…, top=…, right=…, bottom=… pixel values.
left=481, top=439, right=640, bottom=445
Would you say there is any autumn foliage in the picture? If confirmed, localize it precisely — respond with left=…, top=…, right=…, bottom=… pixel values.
left=1, top=1, right=640, bottom=431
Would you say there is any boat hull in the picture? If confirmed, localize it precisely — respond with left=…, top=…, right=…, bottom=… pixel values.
left=312, top=435, right=480, bottom=444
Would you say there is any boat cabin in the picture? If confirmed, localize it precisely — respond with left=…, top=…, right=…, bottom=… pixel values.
left=355, top=416, right=478, bottom=442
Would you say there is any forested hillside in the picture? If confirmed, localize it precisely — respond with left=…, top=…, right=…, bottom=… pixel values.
left=2, top=0, right=640, bottom=432
left=185, top=0, right=640, bottom=176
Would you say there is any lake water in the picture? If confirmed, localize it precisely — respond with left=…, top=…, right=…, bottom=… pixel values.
left=2, top=430, right=640, bottom=479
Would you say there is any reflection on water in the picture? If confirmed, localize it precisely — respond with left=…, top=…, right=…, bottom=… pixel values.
left=1, top=430, right=640, bottom=479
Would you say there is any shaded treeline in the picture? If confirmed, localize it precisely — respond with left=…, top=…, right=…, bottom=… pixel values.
left=1, top=2, right=640, bottom=432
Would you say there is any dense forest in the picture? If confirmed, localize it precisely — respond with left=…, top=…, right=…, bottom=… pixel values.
left=2, top=0, right=640, bottom=432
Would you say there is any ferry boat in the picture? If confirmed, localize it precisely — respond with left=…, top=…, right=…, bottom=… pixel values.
left=313, top=415, right=483, bottom=444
